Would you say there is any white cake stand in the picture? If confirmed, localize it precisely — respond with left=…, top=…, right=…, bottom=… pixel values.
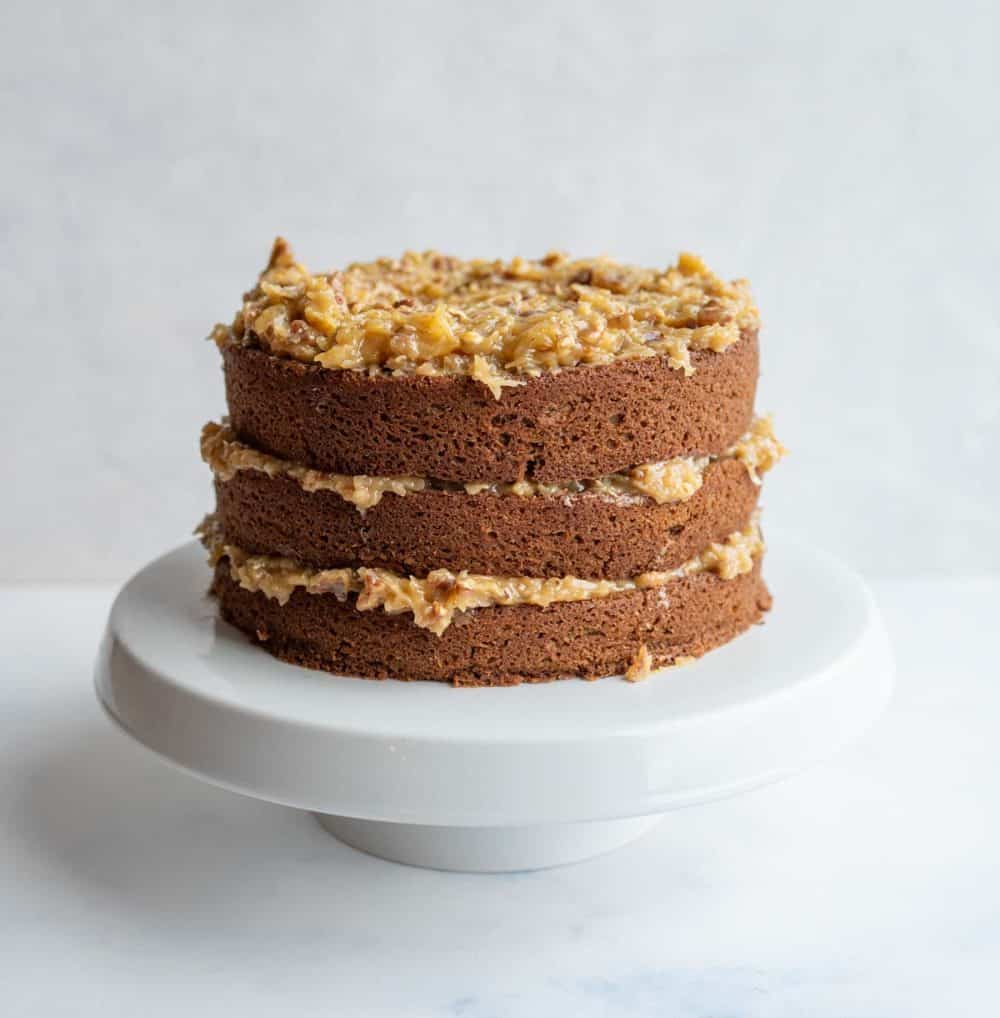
left=94, top=534, right=893, bottom=872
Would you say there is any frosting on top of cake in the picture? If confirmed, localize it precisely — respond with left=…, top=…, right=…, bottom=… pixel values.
left=212, top=239, right=758, bottom=398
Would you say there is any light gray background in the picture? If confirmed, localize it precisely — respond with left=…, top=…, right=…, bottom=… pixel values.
left=2, top=0, right=997, bottom=581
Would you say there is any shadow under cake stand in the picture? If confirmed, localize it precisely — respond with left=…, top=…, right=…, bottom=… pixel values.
left=94, top=535, right=893, bottom=872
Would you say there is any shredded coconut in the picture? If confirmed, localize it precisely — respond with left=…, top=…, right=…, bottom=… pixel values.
left=199, top=514, right=764, bottom=636
left=202, top=418, right=785, bottom=510
left=211, top=239, right=758, bottom=398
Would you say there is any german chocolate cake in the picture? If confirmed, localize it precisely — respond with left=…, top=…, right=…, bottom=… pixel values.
left=199, top=240, right=784, bottom=685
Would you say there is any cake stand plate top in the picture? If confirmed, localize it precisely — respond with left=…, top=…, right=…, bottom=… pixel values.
left=95, top=535, right=893, bottom=829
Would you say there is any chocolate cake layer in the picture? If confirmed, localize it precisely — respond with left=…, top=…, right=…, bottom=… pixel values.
left=212, top=559, right=771, bottom=686
left=213, top=457, right=760, bottom=578
left=222, top=328, right=758, bottom=484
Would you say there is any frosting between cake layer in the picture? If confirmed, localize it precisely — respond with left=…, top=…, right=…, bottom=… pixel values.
left=211, top=239, right=758, bottom=398
left=201, top=417, right=785, bottom=510
left=199, top=515, right=764, bottom=636
left=201, top=421, right=427, bottom=510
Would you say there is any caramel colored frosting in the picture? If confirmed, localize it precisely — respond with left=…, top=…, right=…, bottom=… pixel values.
left=624, top=644, right=654, bottom=683
left=212, top=239, right=758, bottom=398
left=729, top=415, right=787, bottom=484
left=468, top=415, right=786, bottom=499
left=201, top=421, right=426, bottom=510
left=199, top=515, right=763, bottom=636
left=202, top=417, right=785, bottom=510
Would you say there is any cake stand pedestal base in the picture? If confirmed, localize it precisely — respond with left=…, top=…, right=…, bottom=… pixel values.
left=314, top=814, right=664, bottom=872
left=95, top=534, right=893, bottom=873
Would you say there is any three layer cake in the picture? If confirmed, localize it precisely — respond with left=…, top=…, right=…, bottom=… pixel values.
left=199, top=240, right=784, bottom=685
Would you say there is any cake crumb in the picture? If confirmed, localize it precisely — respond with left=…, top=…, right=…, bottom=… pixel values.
left=625, top=644, right=653, bottom=682
left=671, top=655, right=696, bottom=668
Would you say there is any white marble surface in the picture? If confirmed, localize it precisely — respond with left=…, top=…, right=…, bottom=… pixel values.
left=2, top=1, right=999, bottom=580
left=2, top=578, right=997, bottom=1017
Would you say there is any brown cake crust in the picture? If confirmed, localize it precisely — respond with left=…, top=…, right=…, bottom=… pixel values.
left=212, top=457, right=760, bottom=579
left=211, top=559, right=771, bottom=686
left=222, top=328, right=758, bottom=484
